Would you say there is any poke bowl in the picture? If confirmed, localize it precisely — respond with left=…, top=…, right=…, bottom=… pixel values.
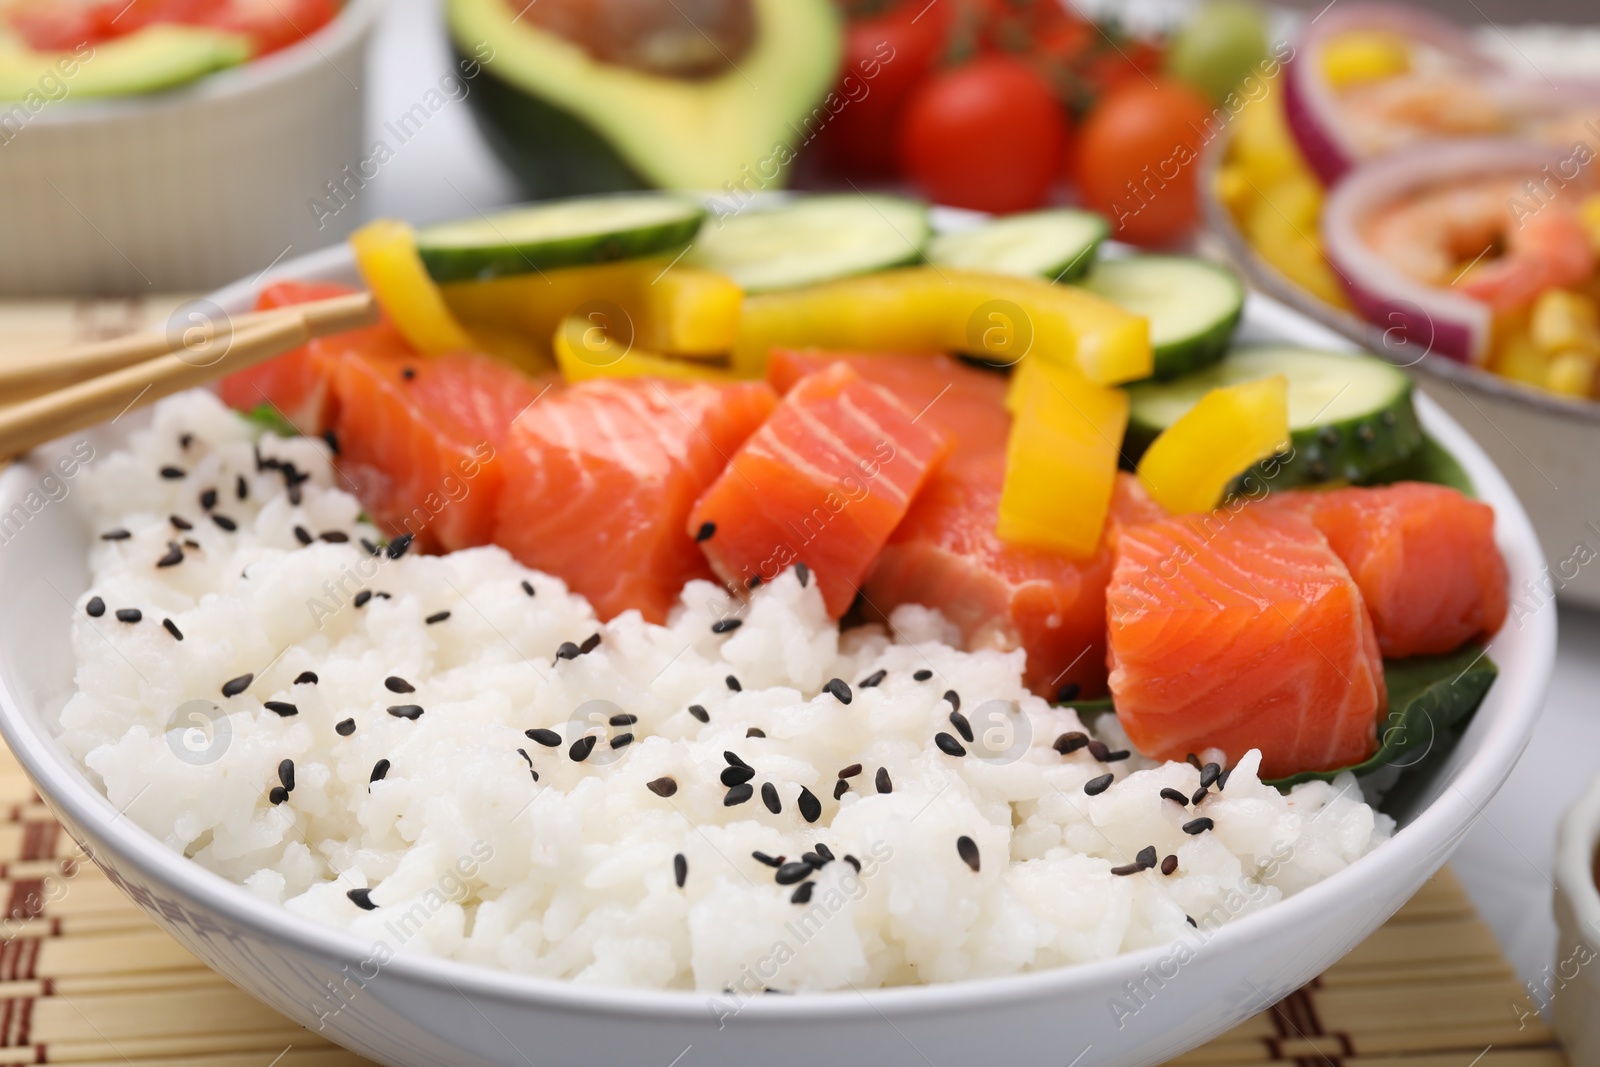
left=0, top=0, right=384, bottom=295
left=1200, top=1, right=1600, bottom=607
left=0, top=198, right=1557, bottom=1067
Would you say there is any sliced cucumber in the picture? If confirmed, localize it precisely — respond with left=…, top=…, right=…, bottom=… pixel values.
left=1126, top=345, right=1424, bottom=490
left=1075, top=256, right=1244, bottom=380
left=416, top=194, right=707, bottom=283
left=686, top=195, right=929, bottom=293
left=927, top=209, right=1108, bottom=282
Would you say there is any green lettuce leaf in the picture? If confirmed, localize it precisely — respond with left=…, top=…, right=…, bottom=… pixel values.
left=245, top=403, right=298, bottom=438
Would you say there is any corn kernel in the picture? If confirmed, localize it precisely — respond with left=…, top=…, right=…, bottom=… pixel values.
left=1546, top=351, right=1598, bottom=397
left=1321, top=31, right=1411, bottom=90
left=1488, top=323, right=1550, bottom=387
left=1530, top=289, right=1600, bottom=355
left=1580, top=194, right=1600, bottom=255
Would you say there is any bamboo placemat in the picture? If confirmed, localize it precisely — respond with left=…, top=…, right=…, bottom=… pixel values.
left=0, top=298, right=1572, bottom=1066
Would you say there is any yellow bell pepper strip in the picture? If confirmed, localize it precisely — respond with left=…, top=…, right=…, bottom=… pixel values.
left=996, top=358, right=1129, bottom=559
left=1137, top=375, right=1290, bottom=514
left=1320, top=30, right=1411, bottom=90
left=553, top=316, right=737, bottom=383
left=731, top=268, right=1150, bottom=383
left=442, top=259, right=742, bottom=361
left=350, top=220, right=476, bottom=355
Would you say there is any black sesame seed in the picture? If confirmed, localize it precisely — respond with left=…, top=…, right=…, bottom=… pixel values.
left=1186, top=915, right=1198, bottom=927
left=746, top=727, right=765, bottom=738
left=199, top=488, right=217, bottom=510
left=956, top=835, right=980, bottom=872
left=794, top=562, right=810, bottom=588
left=721, top=765, right=755, bottom=787
left=814, top=844, right=834, bottom=863
left=294, top=526, right=314, bottom=546
left=265, top=701, right=299, bottom=718
left=695, top=521, right=716, bottom=542
left=179, top=433, right=193, bottom=449
left=1161, top=855, right=1179, bottom=876
left=1103, top=749, right=1131, bottom=762
left=1054, top=732, right=1089, bottom=755
left=1191, top=786, right=1209, bottom=806
left=1056, top=683, right=1080, bottom=703
left=1084, top=773, right=1114, bottom=796
left=169, top=514, right=193, bottom=531
left=212, top=514, right=238, bottom=532
left=156, top=543, right=184, bottom=567
left=609, top=713, right=638, bottom=727
left=236, top=474, right=249, bottom=500
left=1087, top=740, right=1112, bottom=762
left=710, top=617, right=743, bottom=635
left=385, top=534, right=414, bottom=560
left=347, top=888, right=378, bottom=911
left=1217, top=768, right=1233, bottom=791
left=336, top=718, right=356, bottom=736
left=1199, top=763, right=1222, bottom=789
left=724, top=782, right=754, bottom=806
left=370, top=759, right=390, bottom=785
left=726, top=675, right=742, bottom=692
left=85, top=597, right=105, bottom=618
left=1159, top=787, right=1189, bottom=806
left=752, top=851, right=781, bottom=868
left=269, top=786, right=289, bottom=805
left=555, top=641, right=581, bottom=660
left=647, top=777, right=678, bottom=798
left=837, top=763, right=862, bottom=779
left=674, top=853, right=688, bottom=888
left=319, top=531, right=349, bottom=543
left=833, top=779, right=850, bottom=800
left=115, top=608, right=142, bottom=624
left=934, top=732, right=967, bottom=757
left=580, top=633, right=601, bottom=655
left=353, top=590, right=373, bottom=608
left=1183, top=817, right=1214, bottom=835
left=859, top=669, right=887, bottom=689
left=746, top=575, right=762, bottom=589
left=913, top=669, right=933, bottom=681
left=1186, top=753, right=1203, bottom=771
left=384, top=676, right=415, bottom=694
left=362, top=538, right=382, bottom=556
left=775, top=861, right=812, bottom=885
left=278, top=759, right=295, bottom=791
left=159, top=466, right=185, bottom=480
left=402, top=366, right=416, bottom=381
left=322, top=430, right=340, bottom=455
left=875, top=767, right=892, bottom=793
left=949, top=711, right=974, bottom=744
left=386, top=705, right=424, bottom=720
left=221, top=673, right=254, bottom=697
left=943, top=690, right=961, bottom=713
left=1135, top=845, right=1157, bottom=870
left=803, top=850, right=825, bottom=869
left=791, top=881, right=815, bottom=904
left=823, top=678, right=852, bottom=705
left=569, top=735, right=596, bottom=762
left=295, top=671, right=318, bottom=685
left=521, top=580, right=536, bottom=597
left=1110, top=862, right=1142, bottom=876
left=425, top=611, right=451, bottom=624
left=185, top=539, right=201, bottom=550
left=724, top=751, right=750, bottom=769
left=762, top=782, right=781, bottom=814
left=687, top=704, right=710, bottom=723
left=101, top=529, right=131, bottom=541
left=844, top=855, right=861, bottom=872
left=797, top=786, right=821, bottom=823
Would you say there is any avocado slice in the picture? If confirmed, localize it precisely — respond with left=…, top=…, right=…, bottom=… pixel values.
left=447, top=0, right=841, bottom=198
left=0, top=25, right=251, bottom=103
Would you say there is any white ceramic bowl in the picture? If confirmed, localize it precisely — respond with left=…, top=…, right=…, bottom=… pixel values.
left=1553, top=772, right=1600, bottom=1061
left=0, top=244, right=1557, bottom=1067
left=0, top=0, right=383, bottom=296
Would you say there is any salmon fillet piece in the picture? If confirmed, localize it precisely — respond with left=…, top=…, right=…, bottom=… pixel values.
left=492, top=378, right=777, bottom=623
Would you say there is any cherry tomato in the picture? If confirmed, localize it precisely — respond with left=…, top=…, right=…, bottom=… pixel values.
left=5, top=0, right=338, bottom=55
left=1075, top=77, right=1214, bottom=246
left=897, top=54, right=1068, bottom=213
left=194, top=0, right=341, bottom=55
left=812, top=0, right=955, bottom=180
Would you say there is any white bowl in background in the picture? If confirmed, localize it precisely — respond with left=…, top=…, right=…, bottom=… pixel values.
left=0, top=0, right=383, bottom=296
left=0, top=241, right=1558, bottom=1067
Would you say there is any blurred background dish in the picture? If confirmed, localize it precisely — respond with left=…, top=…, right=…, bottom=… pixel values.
left=0, top=0, right=383, bottom=295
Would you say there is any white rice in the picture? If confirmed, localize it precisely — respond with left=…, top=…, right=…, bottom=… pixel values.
left=60, top=392, right=1392, bottom=994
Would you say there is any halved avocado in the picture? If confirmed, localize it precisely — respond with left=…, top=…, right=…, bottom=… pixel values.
left=0, top=25, right=251, bottom=102
left=447, top=0, right=841, bottom=198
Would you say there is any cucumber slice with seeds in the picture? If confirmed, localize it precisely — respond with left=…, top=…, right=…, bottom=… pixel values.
left=1126, top=345, right=1423, bottom=491
left=1075, top=255, right=1244, bottom=379
left=927, top=209, right=1108, bottom=282
left=416, top=194, right=706, bottom=283
left=687, top=194, right=929, bottom=293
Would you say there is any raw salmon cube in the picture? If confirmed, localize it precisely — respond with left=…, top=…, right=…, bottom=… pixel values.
left=690, top=362, right=952, bottom=618
left=493, top=378, right=778, bottom=623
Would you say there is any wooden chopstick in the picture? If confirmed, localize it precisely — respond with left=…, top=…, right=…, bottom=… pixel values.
left=0, top=291, right=377, bottom=402
left=0, top=292, right=378, bottom=461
